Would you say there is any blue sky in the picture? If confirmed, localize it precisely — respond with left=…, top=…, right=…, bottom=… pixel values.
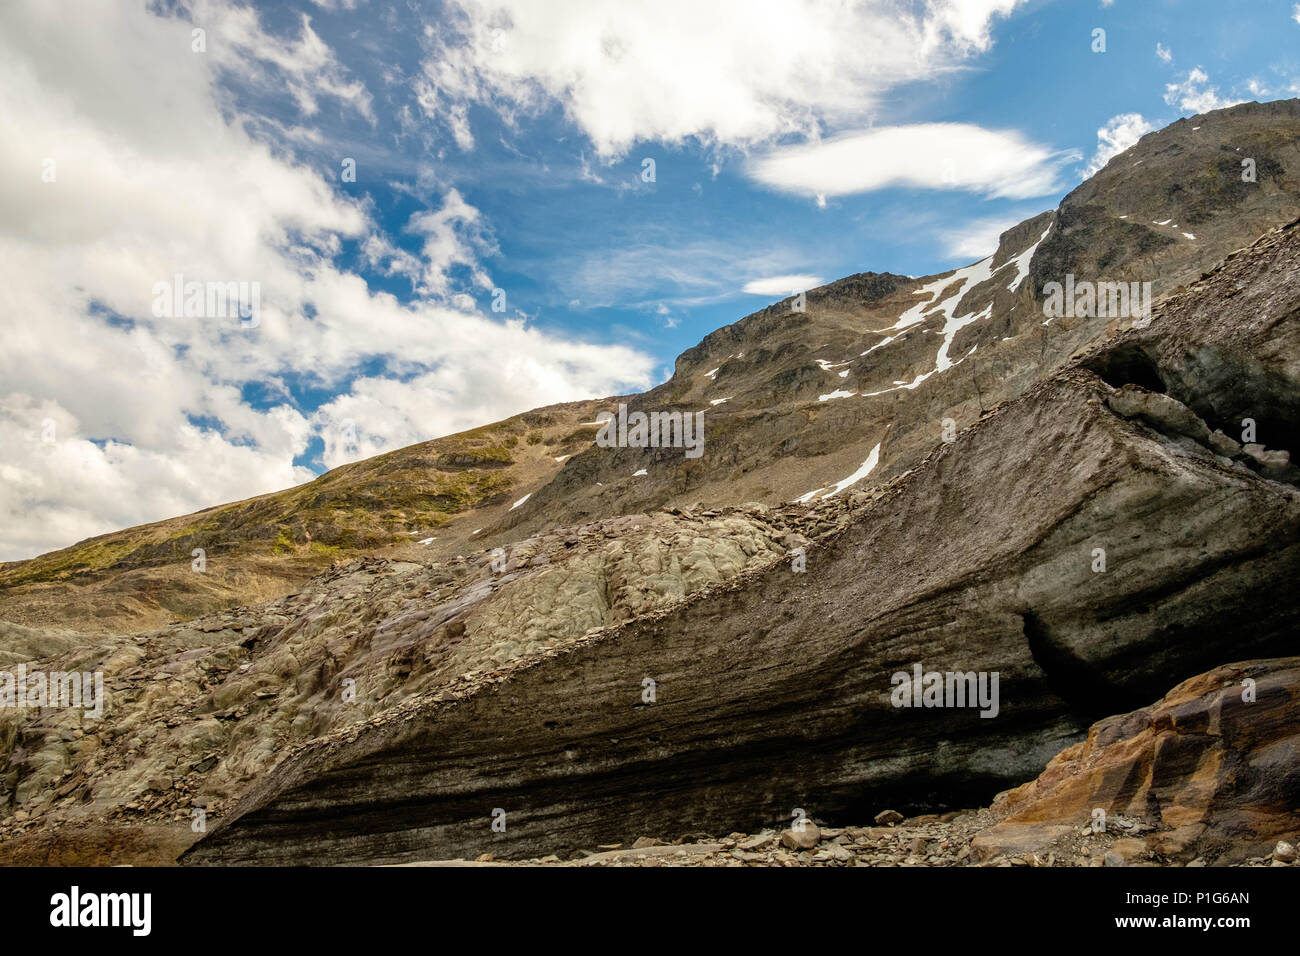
left=2, top=0, right=1299, bottom=559
left=285, top=0, right=1300, bottom=377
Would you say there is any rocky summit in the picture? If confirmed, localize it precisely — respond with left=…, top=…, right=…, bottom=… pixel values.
left=3, top=101, right=1300, bottom=868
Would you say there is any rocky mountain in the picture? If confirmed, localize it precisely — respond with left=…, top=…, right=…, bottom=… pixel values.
left=2, top=100, right=1299, bottom=866
left=183, top=212, right=1300, bottom=864
left=5, top=99, right=1300, bottom=638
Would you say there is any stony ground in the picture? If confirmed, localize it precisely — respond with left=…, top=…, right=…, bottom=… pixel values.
left=402, top=809, right=1300, bottom=868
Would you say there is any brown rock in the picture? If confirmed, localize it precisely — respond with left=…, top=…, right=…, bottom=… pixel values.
left=972, top=658, right=1300, bottom=865
left=781, top=824, right=821, bottom=850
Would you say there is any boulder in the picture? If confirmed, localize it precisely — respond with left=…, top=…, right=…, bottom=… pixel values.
left=971, top=658, right=1300, bottom=865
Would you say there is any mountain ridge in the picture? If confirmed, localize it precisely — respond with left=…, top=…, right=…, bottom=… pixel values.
left=4, top=98, right=1300, bottom=637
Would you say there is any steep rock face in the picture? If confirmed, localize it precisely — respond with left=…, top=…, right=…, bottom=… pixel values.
left=182, top=219, right=1300, bottom=865
left=971, top=657, right=1300, bottom=865
left=496, top=100, right=1300, bottom=543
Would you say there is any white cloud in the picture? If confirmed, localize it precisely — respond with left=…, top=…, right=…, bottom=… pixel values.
left=556, top=237, right=809, bottom=310
left=748, top=124, right=1072, bottom=200
left=417, top=0, right=1031, bottom=157
left=1155, top=42, right=1172, bottom=63
left=1245, top=72, right=1300, bottom=99
left=1294, top=3, right=1300, bottom=26
left=1081, top=112, right=1156, bottom=179
left=309, top=318, right=651, bottom=468
left=938, top=215, right=1023, bottom=260
left=404, top=189, right=497, bottom=296
left=190, top=0, right=376, bottom=122
left=742, top=275, right=825, bottom=296
left=1163, top=67, right=1245, bottom=115
left=0, top=0, right=653, bottom=560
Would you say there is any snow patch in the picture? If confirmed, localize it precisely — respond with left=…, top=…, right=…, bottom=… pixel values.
left=1005, top=224, right=1052, bottom=294
left=710, top=397, right=731, bottom=406
left=860, top=324, right=918, bottom=357
left=818, top=389, right=857, bottom=402
left=632, top=468, right=647, bottom=477
left=509, top=493, right=531, bottom=511
left=884, top=254, right=1000, bottom=389
left=794, top=443, right=882, bottom=503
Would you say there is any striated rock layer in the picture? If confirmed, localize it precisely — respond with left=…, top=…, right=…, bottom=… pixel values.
left=184, top=218, right=1300, bottom=865
left=972, top=657, right=1300, bottom=865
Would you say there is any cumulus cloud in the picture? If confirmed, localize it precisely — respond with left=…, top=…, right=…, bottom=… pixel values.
left=1081, top=113, right=1156, bottom=179
left=0, top=0, right=653, bottom=560
left=416, top=0, right=1030, bottom=157
left=405, top=189, right=498, bottom=296
left=1155, top=42, right=1172, bottom=63
left=747, top=124, right=1073, bottom=201
left=1163, top=67, right=1245, bottom=115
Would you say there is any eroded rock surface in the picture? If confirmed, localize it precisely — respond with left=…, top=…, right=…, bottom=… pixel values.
left=972, top=657, right=1300, bottom=865
left=181, top=219, right=1300, bottom=865
left=0, top=508, right=843, bottom=850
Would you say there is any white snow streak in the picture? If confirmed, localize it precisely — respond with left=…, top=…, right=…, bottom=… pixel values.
left=794, top=443, right=882, bottom=503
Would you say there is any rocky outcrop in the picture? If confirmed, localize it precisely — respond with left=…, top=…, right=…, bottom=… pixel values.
left=971, top=657, right=1300, bottom=866
left=0, top=508, right=841, bottom=843
left=181, top=218, right=1300, bottom=865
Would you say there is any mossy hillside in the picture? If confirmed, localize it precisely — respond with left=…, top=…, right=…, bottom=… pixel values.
left=0, top=403, right=599, bottom=589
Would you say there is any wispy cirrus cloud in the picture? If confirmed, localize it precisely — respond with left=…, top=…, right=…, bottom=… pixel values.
left=937, top=214, right=1025, bottom=260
